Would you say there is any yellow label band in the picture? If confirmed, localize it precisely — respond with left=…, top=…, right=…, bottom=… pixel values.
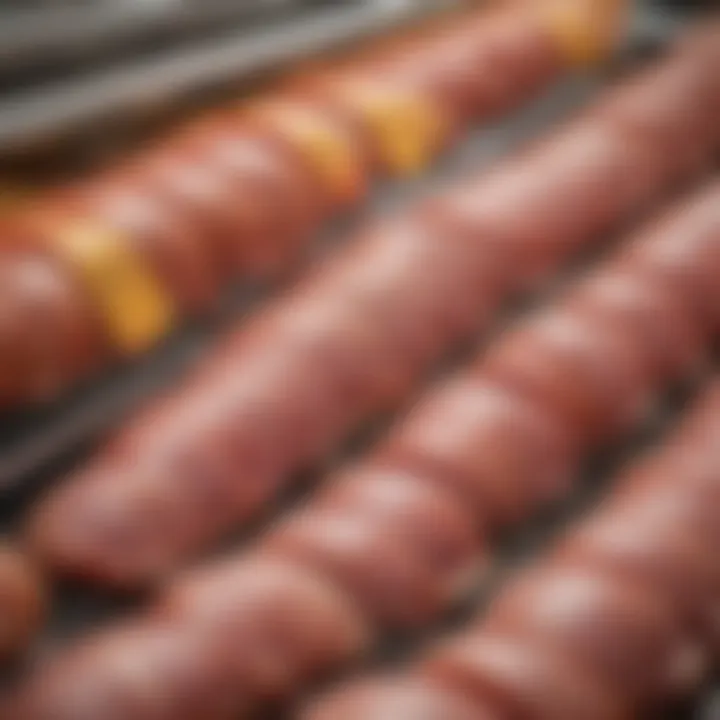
left=36, top=218, right=176, bottom=355
left=542, top=0, right=630, bottom=67
left=329, top=81, right=448, bottom=178
left=245, top=100, right=366, bottom=205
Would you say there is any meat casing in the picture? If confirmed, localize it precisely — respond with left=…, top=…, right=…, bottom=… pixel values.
left=305, top=383, right=720, bottom=719
left=9, top=185, right=720, bottom=720
left=0, top=1, right=580, bottom=408
left=25, top=39, right=720, bottom=589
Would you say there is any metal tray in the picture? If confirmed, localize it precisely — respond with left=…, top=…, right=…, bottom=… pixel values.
left=0, top=0, right=460, bottom=157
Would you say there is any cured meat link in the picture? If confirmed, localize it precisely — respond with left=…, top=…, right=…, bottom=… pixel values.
left=23, top=35, right=720, bottom=589
left=304, top=384, right=720, bottom=719
left=9, top=176, right=720, bottom=720
left=0, top=1, right=587, bottom=409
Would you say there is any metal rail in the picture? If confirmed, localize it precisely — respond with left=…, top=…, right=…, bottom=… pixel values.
left=0, top=0, right=455, bottom=154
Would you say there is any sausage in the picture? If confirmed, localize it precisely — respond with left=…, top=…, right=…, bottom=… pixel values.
left=27, top=340, right=357, bottom=585
left=480, top=304, right=655, bottom=446
left=172, top=122, right=328, bottom=272
left=420, top=632, right=626, bottom=720
left=122, top=148, right=280, bottom=280
left=0, top=544, right=45, bottom=663
left=203, top=257, right=464, bottom=426
left=562, top=264, right=708, bottom=383
left=609, top=495, right=720, bottom=660
left=241, top=97, right=372, bottom=211
left=262, top=504, right=453, bottom=630
left=10, top=558, right=367, bottom=720
left=301, top=676, right=493, bottom=720
left=676, top=20, right=720, bottom=68
left=158, top=556, right=370, bottom=699
left=246, top=299, right=409, bottom=423
left=0, top=251, right=107, bottom=405
left=279, top=29, right=448, bottom=170
left=609, top=458, right=720, bottom=589
left=595, top=46, right=720, bottom=182
left=1, top=14, right=718, bottom=414
left=482, top=563, right=704, bottom=706
left=617, top=183, right=720, bottom=333
left=7, top=620, right=248, bottom=720
left=53, top=177, right=219, bottom=314
left=312, top=465, right=485, bottom=600
left=11, top=179, right=720, bottom=717
left=462, top=5, right=566, bottom=105
left=300, top=215, right=509, bottom=366
left=24, top=41, right=720, bottom=587
left=376, top=377, right=578, bottom=531
left=268, top=1, right=571, bottom=183
left=375, top=5, right=564, bottom=123
left=291, top=72, right=457, bottom=179
left=437, top=116, right=670, bottom=291
left=0, top=1, right=579, bottom=410
left=371, top=40, right=489, bottom=128
left=9, top=191, right=181, bottom=361
left=552, top=507, right=720, bottom=663
left=22, top=214, right=503, bottom=586
left=605, top=448, right=720, bottom=575
left=297, top=383, right=720, bottom=719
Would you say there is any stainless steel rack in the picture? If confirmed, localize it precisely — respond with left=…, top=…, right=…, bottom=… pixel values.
left=0, top=0, right=458, bottom=155
left=0, top=0, right=309, bottom=81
